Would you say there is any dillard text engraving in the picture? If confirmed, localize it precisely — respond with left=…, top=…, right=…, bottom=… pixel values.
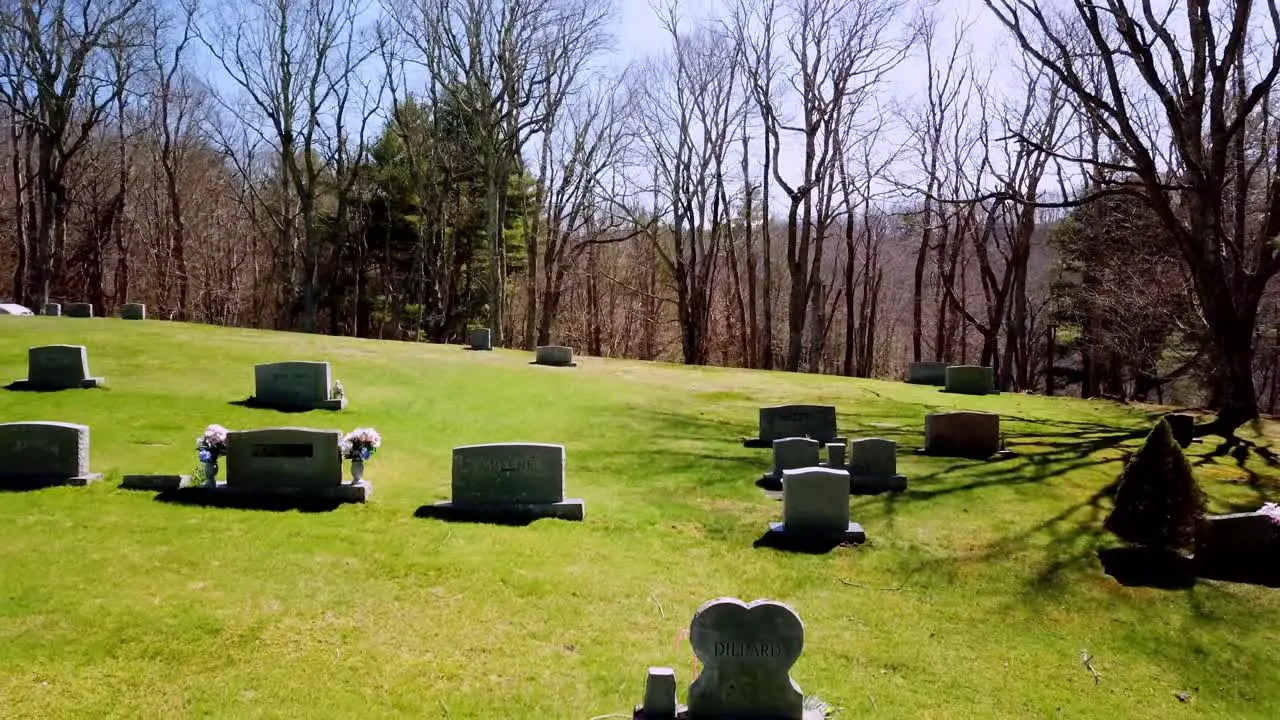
left=713, top=641, right=787, bottom=658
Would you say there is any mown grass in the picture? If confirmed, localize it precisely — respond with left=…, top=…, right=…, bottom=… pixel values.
left=0, top=316, right=1277, bottom=719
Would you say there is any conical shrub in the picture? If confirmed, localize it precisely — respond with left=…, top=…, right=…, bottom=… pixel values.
left=1104, top=419, right=1206, bottom=551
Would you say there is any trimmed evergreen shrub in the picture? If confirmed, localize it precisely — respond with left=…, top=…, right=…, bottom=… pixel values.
left=1104, top=419, right=1206, bottom=551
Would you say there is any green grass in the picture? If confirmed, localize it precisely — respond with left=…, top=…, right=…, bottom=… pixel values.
left=1, top=317, right=1277, bottom=719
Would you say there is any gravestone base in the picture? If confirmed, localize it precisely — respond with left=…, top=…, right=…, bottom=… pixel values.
left=745, top=435, right=845, bottom=449
left=765, top=520, right=865, bottom=544
left=914, top=447, right=1014, bottom=460
left=1, top=472, right=102, bottom=490
left=632, top=709, right=825, bottom=720
left=420, top=498, right=585, bottom=523
left=849, top=474, right=908, bottom=494
left=244, top=395, right=347, bottom=411
left=203, top=479, right=370, bottom=503
left=529, top=360, right=578, bottom=368
left=10, top=376, right=104, bottom=391
left=120, top=474, right=193, bottom=491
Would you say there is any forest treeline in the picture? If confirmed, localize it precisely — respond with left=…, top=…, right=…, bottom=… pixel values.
left=1, top=0, right=1278, bottom=429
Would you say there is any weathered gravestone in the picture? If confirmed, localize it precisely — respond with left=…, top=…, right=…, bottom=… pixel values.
left=923, top=411, right=1001, bottom=459
left=121, top=303, right=146, bottom=320
left=1166, top=413, right=1195, bottom=449
left=759, top=437, right=821, bottom=491
left=744, top=405, right=842, bottom=448
left=907, top=361, right=949, bottom=385
left=65, top=302, right=93, bottom=318
left=11, top=345, right=104, bottom=390
left=944, top=365, right=995, bottom=395
left=217, top=427, right=367, bottom=502
left=252, top=361, right=346, bottom=410
left=419, top=443, right=585, bottom=522
left=43, top=303, right=61, bottom=317
left=764, top=467, right=865, bottom=544
left=468, top=327, right=493, bottom=351
left=633, top=598, right=824, bottom=720
left=848, top=438, right=907, bottom=494
left=533, top=345, right=576, bottom=367
left=0, top=422, right=101, bottom=488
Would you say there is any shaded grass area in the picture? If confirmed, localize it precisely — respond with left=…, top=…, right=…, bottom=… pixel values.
left=0, top=317, right=1278, bottom=718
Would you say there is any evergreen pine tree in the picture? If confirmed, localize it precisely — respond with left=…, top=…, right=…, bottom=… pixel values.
left=1104, top=419, right=1207, bottom=551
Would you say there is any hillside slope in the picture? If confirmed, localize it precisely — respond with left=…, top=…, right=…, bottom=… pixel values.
left=0, top=317, right=1277, bottom=718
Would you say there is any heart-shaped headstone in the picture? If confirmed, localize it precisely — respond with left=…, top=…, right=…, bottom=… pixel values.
left=687, top=598, right=804, bottom=719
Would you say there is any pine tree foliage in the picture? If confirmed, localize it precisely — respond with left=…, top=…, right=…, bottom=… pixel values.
left=1104, top=419, right=1207, bottom=551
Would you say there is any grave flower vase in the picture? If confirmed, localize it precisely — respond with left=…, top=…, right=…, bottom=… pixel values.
left=202, top=461, right=219, bottom=486
left=350, top=459, right=364, bottom=483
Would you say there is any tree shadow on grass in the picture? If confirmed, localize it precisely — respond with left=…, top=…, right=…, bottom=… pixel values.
left=154, top=487, right=342, bottom=513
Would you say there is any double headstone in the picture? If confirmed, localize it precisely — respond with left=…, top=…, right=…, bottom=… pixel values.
left=419, top=443, right=585, bottom=522
left=944, top=365, right=995, bottom=395
left=121, top=303, right=146, bottom=320
left=218, top=427, right=368, bottom=502
left=252, top=361, right=346, bottom=410
left=744, top=405, right=842, bottom=448
left=634, top=598, right=821, bottom=720
left=924, top=411, right=1001, bottom=458
left=848, top=438, right=907, bottom=494
left=65, top=302, right=93, bottom=318
left=907, top=361, right=949, bottom=385
left=43, top=303, right=61, bottom=317
left=0, top=422, right=101, bottom=488
left=533, top=346, right=576, bottom=367
left=764, top=467, right=864, bottom=543
left=12, top=345, right=104, bottom=390
left=468, top=327, right=493, bottom=351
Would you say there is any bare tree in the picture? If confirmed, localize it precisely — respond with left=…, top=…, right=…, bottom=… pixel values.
left=983, top=0, right=1280, bottom=432
left=0, top=0, right=145, bottom=307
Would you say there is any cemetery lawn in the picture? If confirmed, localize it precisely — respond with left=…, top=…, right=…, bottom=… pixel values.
left=2, top=317, right=1280, bottom=720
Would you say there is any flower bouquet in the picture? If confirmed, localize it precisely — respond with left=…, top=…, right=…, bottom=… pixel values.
left=1260, top=502, right=1280, bottom=525
left=340, top=428, right=380, bottom=482
left=196, top=424, right=229, bottom=484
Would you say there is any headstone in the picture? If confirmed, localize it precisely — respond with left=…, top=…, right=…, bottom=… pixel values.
left=0, top=422, right=101, bottom=487
left=468, top=327, right=493, bottom=351
left=640, top=667, right=678, bottom=718
left=419, top=443, right=585, bottom=522
left=744, top=405, right=842, bottom=448
left=767, top=437, right=820, bottom=481
left=215, top=427, right=367, bottom=502
left=252, top=361, right=346, bottom=410
left=533, top=345, right=576, bottom=367
left=772, top=467, right=863, bottom=541
left=848, top=437, right=907, bottom=494
left=1196, top=513, right=1277, bottom=558
left=824, top=442, right=846, bottom=469
left=64, top=302, right=93, bottom=318
left=14, top=345, right=104, bottom=390
left=944, top=365, right=995, bottom=395
left=686, top=598, right=806, bottom=719
left=924, top=411, right=1001, bottom=459
left=907, top=361, right=949, bottom=385
left=1166, top=414, right=1195, bottom=448
left=121, top=303, right=146, bottom=320
left=43, top=302, right=61, bottom=317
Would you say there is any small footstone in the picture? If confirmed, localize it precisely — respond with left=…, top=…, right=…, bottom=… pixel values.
left=640, top=667, right=678, bottom=718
